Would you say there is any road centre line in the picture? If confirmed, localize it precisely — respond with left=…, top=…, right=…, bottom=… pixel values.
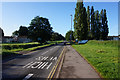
left=23, top=74, right=33, bottom=80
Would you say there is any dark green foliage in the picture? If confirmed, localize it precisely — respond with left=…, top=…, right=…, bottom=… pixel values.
left=19, top=26, right=28, bottom=36
left=65, top=30, right=74, bottom=41
left=87, top=6, right=91, bottom=39
left=28, top=16, right=53, bottom=43
left=74, top=1, right=88, bottom=40
left=95, top=10, right=101, bottom=40
left=12, top=30, right=19, bottom=37
left=100, top=9, right=109, bottom=40
left=3, top=43, right=41, bottom=50
left=73, top=2, right=109, bottom=40
left=51, top=32, right=65, bottom=41
left=12, top=26, right=28, bottom=37
left=91, top=6, right=95, bottom=39
left=0, top=27, right=4, bottom=37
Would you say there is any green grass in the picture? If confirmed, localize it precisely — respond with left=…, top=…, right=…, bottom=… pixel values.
left=72, top=40, right=118, bottom=78
left=2, top=40, right=64, bottom=57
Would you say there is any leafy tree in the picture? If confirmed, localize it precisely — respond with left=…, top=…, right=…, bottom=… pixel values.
left=74, top=1, right=88, bottom=40
left=28, top=16, right=53, bottom=43
left=100, top=9, right=104, bottom=40
left=87, top=6, right=91, bottom=39
left=101, top=9, right=109, bottom=40
left=12, top=26, right=28, bottom=37
left=91, top=6, right=95, bottom=39
left=0, top=27, right=4, bottom=37
left=94, top=10, right=100, bottom=40
left=82, top=7, right=88, bottom=40
left=51, top=32, right=65, bottom=41
left=65, top=30, right=74, bottom=41
left=12, top=30, right=19, bottom=37
left=19, top=26, right=28, bottom=36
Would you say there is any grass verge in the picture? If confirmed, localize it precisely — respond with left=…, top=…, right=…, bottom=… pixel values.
left=2, top=40, right=64, bottom=57
left=72, top=40, right=118, bottom=78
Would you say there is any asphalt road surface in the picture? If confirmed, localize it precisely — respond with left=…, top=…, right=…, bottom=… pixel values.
left=2, top=43, right=64, bottom=80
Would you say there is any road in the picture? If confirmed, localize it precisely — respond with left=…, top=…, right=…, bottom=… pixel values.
left=2, top=43, right=64, bottom=80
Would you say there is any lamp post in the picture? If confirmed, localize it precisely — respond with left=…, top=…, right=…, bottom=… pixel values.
left=70, top=14, right=72, bottom=44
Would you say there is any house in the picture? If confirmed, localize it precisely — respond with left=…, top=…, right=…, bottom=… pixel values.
left=107, top=36, right=119, bottom=40
left=17, top=36, right=32, bottom=43
left=2, top=36, right=14, bottom=43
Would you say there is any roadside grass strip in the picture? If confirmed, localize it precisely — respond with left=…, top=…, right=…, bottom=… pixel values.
left=2, top=40, right=64, bottom=57
left=72, top=40, right=118, bottom=78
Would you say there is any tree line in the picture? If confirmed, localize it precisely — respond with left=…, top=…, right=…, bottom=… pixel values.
left=66, top=1, right=109, bottom=41
left=12, top=16, right=65, bottom=43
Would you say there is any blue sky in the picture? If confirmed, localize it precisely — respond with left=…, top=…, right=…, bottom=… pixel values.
left=1, top=2, right=118, bottom=36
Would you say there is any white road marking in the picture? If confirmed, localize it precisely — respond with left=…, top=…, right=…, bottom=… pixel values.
left=41, top=62, right=49, bottom=69
left=46, top=62, right=52, bottom=69
left=31, top=62, right=42, bottom=69
left=23, top=62, right=34, bottom=68
left=50, top=57, right=53, bottom=60
left=26, top=62, right=38, bottom=68
left=23, top=74, right=33, bottom=80
left=53, top=57, right=57, bottom=60
left=38, top=62, right=46, bottom=69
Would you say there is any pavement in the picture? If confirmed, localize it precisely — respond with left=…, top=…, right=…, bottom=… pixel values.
left=2, top=43, right=64, bottom=80
left=59, top=45, right=101, bottom=79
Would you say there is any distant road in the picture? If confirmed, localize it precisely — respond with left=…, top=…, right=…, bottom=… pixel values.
left=2, top=43, right=64, bottom=80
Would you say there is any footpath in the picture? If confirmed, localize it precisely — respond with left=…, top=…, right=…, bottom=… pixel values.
left=59, top=45, right=101, bottom=79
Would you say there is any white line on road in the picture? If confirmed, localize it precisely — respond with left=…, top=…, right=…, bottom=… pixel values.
left=46, top=62, right=52, bottom=69
left=38, top=62, right=46, bottom=69
left=23, top=74, right=33, bottom=80
left=23, top=62, right=33, bottom=68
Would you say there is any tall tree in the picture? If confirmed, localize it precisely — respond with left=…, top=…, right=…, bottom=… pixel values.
left=0, top=27, right=4, bottom=37
left=28, top=16, right=53, bottom=43
left=100, top=9, right=104, bottom=40
left=74, top=1, right=83, bottom=40
left=87, top=6, right=91, bottom=39
left=12, top=30, right=19, bottom=37
left=74, top=0, right=88, bottom=40
left=65, top=30, right=74, bottom=41
left=19, top=26, right=28, bottom=36
left=102, top=9, right=109, bottom=40
left=95, top=10, right=100, bottom=40
left=91, top=6, right=95, bottom=39
left=82, top=7, right=88, bottom=39
left=51, top=32, right=65, bottom=41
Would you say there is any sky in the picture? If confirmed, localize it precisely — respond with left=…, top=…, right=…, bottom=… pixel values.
left=1, top=2, right=119, bottom=37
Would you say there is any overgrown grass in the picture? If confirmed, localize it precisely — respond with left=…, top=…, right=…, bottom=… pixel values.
left=72, top=40, right=118, bottom=78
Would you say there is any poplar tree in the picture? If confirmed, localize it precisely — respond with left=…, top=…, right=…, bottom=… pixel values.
left=74, top=1, right=84, bottom=40
left=87, top=6, right=91, bottom=39
left=74, top=0, right=88, bottom=40
left=100, top=9, right=104, bottom=40
left=91, top=6, right=95, bottom=39
left=95, top=10, right=100, bottom=40
left=102, top=9, right=109, bottom=40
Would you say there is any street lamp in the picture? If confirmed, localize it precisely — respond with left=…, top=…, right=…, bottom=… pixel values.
left=70, top=14, right=72, bottom=43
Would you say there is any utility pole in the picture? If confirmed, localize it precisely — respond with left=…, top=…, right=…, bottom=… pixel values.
left=70, top=14, right=72, bottom=43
